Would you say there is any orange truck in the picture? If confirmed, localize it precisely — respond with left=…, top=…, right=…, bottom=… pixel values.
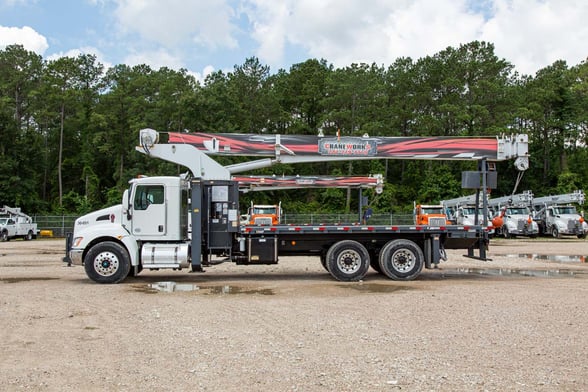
left=414, top=203, right=450, bottom=226
left=248, top=202, right=282, bottom=225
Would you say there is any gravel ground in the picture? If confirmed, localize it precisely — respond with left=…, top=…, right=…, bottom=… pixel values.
left=1, top=237, right=587, bottom=391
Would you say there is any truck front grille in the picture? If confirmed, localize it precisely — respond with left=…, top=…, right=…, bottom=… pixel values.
left=428, top=218, right=446, bottom=226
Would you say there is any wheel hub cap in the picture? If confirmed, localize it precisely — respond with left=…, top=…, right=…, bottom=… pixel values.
left=94, top=251, right=119, bottom=277
left=338, top=250, right=360, bottom=273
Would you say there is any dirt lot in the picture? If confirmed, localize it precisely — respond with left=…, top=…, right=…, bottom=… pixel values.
left=1, top=237, right=587, bottom=391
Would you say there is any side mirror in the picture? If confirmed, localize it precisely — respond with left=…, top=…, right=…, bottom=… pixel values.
left=122, top=189, right=132, bottom=220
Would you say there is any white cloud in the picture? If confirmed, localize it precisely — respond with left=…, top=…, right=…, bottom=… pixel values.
left=112, top=0, right=237, bottom=49
left=243, top=0, right=588, bottom=74
left=46, top=46, right=113, bottom=70
left=482, top=0, right=588, bottom=75
left=186, top=64, right=216, bottom=84
left=123, top=48, right=185, bottom=70
left=0, top=25, right=49, bottom=54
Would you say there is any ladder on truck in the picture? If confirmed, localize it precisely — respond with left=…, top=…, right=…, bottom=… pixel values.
left=531, top=190, right=585, bottom=209
left=441, top=192, right=487, bottom=223
left=233, top=174, right=384, bottom=193
left=0, top=206, right=33, bottom=222
left=487, top=190, right=534, bottom=210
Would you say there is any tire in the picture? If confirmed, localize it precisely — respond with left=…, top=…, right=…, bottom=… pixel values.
left=552, top=228, right=560, bottom=239
left=84, top=241, right=131, bottom=284
left=577, top=234, right=586, bottom=239
left=369, top=250, right=382, bottom=273
left=319, top=253, right=329, bottom=272
left=25, top=230, right=34, bottom=241
left=1, top=231, right=7, bottom=242
left=503, top=227, right=511, bottom=239
left=325, top=240, right=370, bottom=282
left=378, top=239, right=424, bottom=281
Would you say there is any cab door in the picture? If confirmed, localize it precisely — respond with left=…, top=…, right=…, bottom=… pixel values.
left=131, top=184, right=167, bottom=238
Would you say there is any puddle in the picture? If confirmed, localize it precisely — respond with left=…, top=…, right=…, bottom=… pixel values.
left=435, top=268, right=586, bottom=279
left=339, top=283, right=408, bottom=293
left=142, top=282, right=275, bottom=295
left=0, top=277, right=59, bottom=283
left=493, top=254, right=586, bottom=263
left=202, top=285, right=275, bottom=296
left=147, top=281, right=201, bottom=293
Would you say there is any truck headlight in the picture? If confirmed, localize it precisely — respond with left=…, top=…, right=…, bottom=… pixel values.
left=72, top=236, right=84, bottom=247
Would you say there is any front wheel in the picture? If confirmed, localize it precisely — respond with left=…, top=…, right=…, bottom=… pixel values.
left=1, top=231, right=7, bottom=242
left=84, top=241, right=130, bottom=284
left=503, top=227, right=511, bottom=239
left=325, top=240, right=370, bottom=282
left=552, top=228, right=561, bottom=239
left=378, top=239, right=424, bottom=281
left=25, top=230, right=34, bottom=241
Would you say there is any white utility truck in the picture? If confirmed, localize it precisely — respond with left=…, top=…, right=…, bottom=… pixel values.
left=64, top=129, right=529, bottom=283
left=0, top=206, right=38, bottom=241
left=488, top=191, right=538, bottom=238
left=532, top=190, right=587, bottom=238
left=441, top=193, right=496, bottom=235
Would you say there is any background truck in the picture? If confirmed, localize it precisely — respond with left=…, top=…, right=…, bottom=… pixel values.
left=65, top=129, right=529, bottom=284
left=488, top=191, right=538, bottom=238
left=0, top=206, right=38, bottom=241
left=247, top=202, right=282, bottom=225
left=531, top=190, right=587, bottom=238
left=413, top=204, right=450, bottom=226
left=441, top=193, right=495, bottom=235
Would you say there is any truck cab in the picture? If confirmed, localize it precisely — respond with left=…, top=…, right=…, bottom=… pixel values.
left=0, top=217, right=17, bottom=240
left=248, top=203, right=281, bottom=225
left=455, top=205, right=495, bottom=235
left=414, top=204, right=450, bottom=226
left=541, top=205, right=587, bottom=238
left=496, top=205, right=538, bottom=238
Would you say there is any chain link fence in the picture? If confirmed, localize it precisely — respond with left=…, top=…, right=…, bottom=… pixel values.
left=32, top=215, right=77, bottom=238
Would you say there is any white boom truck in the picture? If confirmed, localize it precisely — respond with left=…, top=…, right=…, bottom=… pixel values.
left=441, top=193, right=495, bottom=235
left=488, top=191, right=538, bottom=238
left=0, top=206, right=38, bottom=241
left=64, top=129, right=529, bottom=283
left=531, top=190, right=587, bottom=238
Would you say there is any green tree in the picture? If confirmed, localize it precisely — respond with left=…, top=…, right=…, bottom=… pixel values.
left=0, top=45, right=45, bottom=210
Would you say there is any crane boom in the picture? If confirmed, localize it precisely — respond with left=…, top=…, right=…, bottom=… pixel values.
left=441, top=193, right=481, bottom=209
left=234, top=174, right=384, bottom=193
left=532, top=190, right=585, bottom=207
left=487, top=191, right=534, bottom=208
left=137, top=129, right=530, bottom=179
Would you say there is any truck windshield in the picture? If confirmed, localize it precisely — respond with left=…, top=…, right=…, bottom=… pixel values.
left=253, top=207, right=277, bottom=215
left=422, top=207, right=444, bottom=215
left=553, top=206, right=576, bottom=214
left=506, top=207, right=529, bottom=215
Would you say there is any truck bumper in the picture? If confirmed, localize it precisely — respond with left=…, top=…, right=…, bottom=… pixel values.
left=67, top=249, right=83, bottom=266
left=511, top=230, right=538, bottom=235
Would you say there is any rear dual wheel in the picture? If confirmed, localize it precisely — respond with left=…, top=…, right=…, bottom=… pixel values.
left=325, top=240, right=370, bottom=282
left=378, top=239, right=424, bottom=281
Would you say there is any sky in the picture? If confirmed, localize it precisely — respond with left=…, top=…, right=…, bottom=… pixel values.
left=1, top=0, right=587, bottom=81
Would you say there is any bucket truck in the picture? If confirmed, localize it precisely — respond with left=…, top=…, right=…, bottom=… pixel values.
left=0, top=206, right=38, bottom=241
left=531, top=190, right=587, bottom=238
left=441, top=193, right=495, bottom=235
left=64, top=129, right=529, bottom=283
left=487, top=191, right=538, bottom=238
